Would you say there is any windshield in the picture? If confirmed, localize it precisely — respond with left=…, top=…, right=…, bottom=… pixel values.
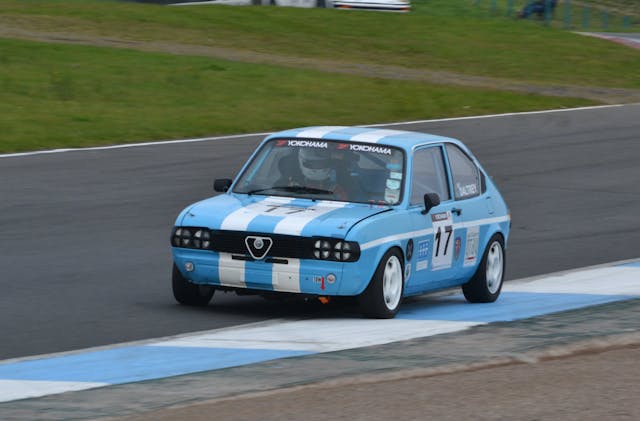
left=233, top=138, right=405, bottom=205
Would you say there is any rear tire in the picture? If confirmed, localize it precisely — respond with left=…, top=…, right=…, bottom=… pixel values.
left=462, top=234, right=505, bottom=303
left=359, top=249, right=404, bottom=318
left=172, top=264, right=214, bottom=306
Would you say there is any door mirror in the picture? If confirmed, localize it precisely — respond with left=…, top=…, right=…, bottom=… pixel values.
left=214, top=178, right=232, bottom=192
left=421, top=193, right=440, bottom=215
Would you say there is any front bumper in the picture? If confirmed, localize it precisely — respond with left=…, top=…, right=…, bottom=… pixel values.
left=172, top=248, right=372, bottom=296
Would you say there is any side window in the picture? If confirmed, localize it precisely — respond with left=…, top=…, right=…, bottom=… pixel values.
left=446, top=144, right=481, bottom=200
left=410, top=146, right=450, bottom=205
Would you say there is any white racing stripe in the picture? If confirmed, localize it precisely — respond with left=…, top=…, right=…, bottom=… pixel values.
left=362, top=228, right=434, bottom=251
left=272, top=258, right=301, bottom=293
left=457, top=215, right=511, bottom=229
left=295, top=126, right=346, bottom=139
left=273, top=201, right=347, bottom=235
left=349, top=129, right=407, bottom=143
left=218, top=252, right=246, bottom=288
left=360, top=215, right=510, bottom=250
left=220, top=197, right=294, bottom=231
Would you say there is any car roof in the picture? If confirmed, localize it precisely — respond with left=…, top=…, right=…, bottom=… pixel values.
left=265, top=126, right=463, bottom=151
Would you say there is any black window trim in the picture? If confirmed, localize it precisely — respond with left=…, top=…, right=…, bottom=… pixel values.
left=409, top=143, right=452, bottom=207
left=444, top=143, right=483, bottom=202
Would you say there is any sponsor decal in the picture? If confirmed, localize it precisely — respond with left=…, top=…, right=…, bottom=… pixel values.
left=416, top=240, right=430, bottom=271
left=287, top=140, right=328, bottom=148
left=456, top=182, right=478, bottom=198
left=431, top=212, right=450, bottom=222
left=404, top=263, right=411, bottom=281
left=349, top=144, right=392, bottom=155
left=406, top=239, right=414, bottom=261
left=386, top=179, right=401, bottom=190
left=263, top=204, right=311, bottom=215
left=463, top=226, right=480, bottom=267
left=386, top=156, right=403, bottom=171
left=384, top=188, right=400, bottom=204
left=313, top=275, right=326, bottom=290
left=390, top=171, right=403, bottom=180
left=431, top=211, right=454, bottom=270
left=454, top=236, right=462, bottom=261
left=276, top=140, right=288, bottom=146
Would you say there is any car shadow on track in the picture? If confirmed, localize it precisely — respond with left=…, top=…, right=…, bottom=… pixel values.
left=166, top=291, right=454, bottom=321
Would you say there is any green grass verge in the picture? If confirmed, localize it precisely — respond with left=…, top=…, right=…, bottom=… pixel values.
left=0, top=38, right=594, bottom=153
left=0, top=0, right=639, bottom=89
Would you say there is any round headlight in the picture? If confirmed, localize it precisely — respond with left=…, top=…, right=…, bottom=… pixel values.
left=341, top=242, right=352, bottom=261
left=313, top=240, right=321, bottom=259
left=202, top=230, right=211, bottom=249
left=334, top=242, right=343, bottom=260
left=321, top=241, right=331, bottom=259
left=334, top=241, right=352, bottom=261
left=193, top=230, right=203, bottom=248
left=181, top=229, right=192, bottom=247
left=172, top=228, right=182, bottom=247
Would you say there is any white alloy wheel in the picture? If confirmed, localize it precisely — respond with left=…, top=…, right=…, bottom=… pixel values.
left=462, top=234, right=505, bottom=303
left=485, top=241, right=504, bottom=294
left=360, top=249, right=405, bottom=318
left=383, top=255, right=403, bottom=310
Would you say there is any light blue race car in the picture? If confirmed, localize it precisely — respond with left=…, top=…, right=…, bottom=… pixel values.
left=170, top=126, right=511, bottom=318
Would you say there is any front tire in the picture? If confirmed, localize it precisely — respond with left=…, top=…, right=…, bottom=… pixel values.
left=462, top=234, right=505, bottom=303
left=172, top=264, right=214, bottom=306
left=359, top=249, right=404, bottom=318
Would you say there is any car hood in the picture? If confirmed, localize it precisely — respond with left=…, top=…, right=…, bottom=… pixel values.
left=178, top=194, right=390, bottom=238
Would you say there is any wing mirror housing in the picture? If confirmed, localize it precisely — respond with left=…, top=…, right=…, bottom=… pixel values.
left=421, top=193, right=440, bottom=215
left=214, top=178, right=232, bottom=192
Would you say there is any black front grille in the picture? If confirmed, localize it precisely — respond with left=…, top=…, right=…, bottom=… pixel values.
left=211, top=230, right=313, bottom=259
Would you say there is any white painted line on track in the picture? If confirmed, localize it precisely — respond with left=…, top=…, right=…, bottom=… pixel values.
left=0, top=259, right=638, bottom=403
left=0, top=104, right=630, bottom=159
left=153, top=319, right=477, bottom=353
left=0, top=132, right=272, bottom=159
left=363, top=104, right=629, bottom=128
left=0, top=380, right=108, bottom=403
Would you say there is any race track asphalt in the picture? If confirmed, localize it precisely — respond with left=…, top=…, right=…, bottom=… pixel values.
left=1, top=104, right=639, bottom=360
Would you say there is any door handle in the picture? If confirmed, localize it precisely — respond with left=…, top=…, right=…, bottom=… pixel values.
left=451, top=207, right=462, bottom=216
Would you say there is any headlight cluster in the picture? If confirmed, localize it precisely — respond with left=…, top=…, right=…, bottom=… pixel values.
left=171, top=227, right=212, bottom=250
left=313, top=239, right=359, bottom=262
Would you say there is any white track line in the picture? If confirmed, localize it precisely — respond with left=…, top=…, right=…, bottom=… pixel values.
left=0, top=105, right=629, bottom=159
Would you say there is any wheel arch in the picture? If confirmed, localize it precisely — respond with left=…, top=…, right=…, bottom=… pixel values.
left=482, top=223, right=506, bottom=253
left=358, top=245, right=406, bottom=318
left=356, top=243, right=405, bottom=295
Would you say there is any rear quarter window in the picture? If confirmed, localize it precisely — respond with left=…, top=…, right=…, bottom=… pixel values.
left=446, top=144, right=481, bottom=200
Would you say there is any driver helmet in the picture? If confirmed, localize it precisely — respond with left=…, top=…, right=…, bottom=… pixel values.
left=298, top=147, right=331, bottom=182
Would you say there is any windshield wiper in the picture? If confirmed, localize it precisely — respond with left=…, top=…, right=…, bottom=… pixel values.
left=246, top=185, right=333, bottom=195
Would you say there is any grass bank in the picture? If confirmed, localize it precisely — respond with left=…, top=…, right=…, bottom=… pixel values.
left=0, top=38, right=594, bottom=153
left=0, top=0, right=638, bottom=88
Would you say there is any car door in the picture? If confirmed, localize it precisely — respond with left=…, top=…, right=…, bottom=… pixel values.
left=443, top=143, right=488, bottom=284
left=404, top=145, right=461, bottom=294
